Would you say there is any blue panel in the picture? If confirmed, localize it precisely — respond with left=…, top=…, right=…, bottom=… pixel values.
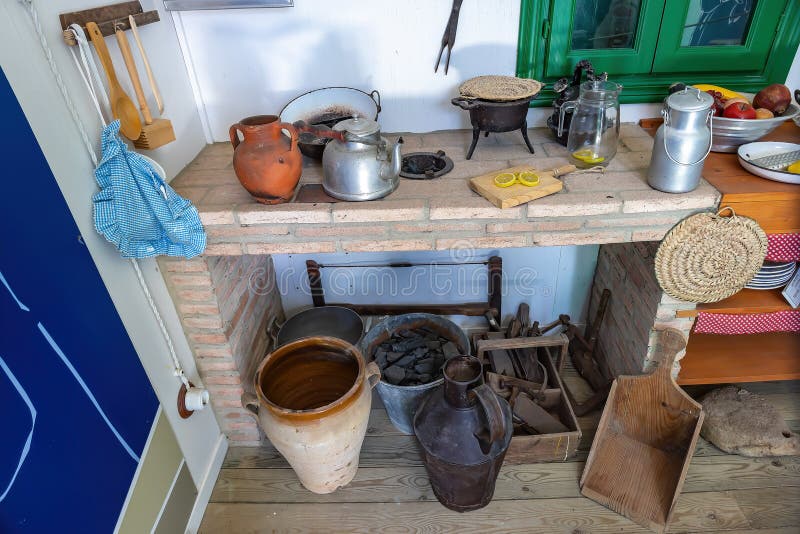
left=0, top=67, right=158, bottom=532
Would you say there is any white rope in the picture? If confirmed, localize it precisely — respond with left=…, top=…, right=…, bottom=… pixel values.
left=18, top=0, right=192, bottom=391
left=68, top=24, right=110, bottom=127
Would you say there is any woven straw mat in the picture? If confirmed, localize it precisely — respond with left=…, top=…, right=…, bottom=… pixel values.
left=655, top=210, right=767, bottom=303
left=459, top=76, right=543, bottom=102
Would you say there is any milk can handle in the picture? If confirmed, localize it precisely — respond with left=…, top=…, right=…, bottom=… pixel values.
left=557, top=100, right=577, bottom=137
left=471, top=383, right=506, bottom=454
left=661, top=107, right=714, bottom=167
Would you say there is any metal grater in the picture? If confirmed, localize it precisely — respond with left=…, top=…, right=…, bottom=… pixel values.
left=746, top=149, right=800, bottom=170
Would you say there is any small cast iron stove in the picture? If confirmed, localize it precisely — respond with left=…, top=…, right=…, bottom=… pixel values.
left=400, top=151, right=454, bottom=179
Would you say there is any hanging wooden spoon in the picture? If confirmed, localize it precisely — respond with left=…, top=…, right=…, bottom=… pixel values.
left=86, top=22, right=141, bottom=140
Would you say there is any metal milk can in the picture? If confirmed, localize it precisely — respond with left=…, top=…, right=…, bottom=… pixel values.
left=647, top=88, right=714, bottom=193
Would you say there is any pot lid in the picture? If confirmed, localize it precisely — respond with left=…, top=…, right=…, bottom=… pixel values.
left=667, top=88, right=714, bottom=112
left=333, top=115, right=380, bottom=137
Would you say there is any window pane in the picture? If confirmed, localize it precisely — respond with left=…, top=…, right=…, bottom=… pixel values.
left=571, top=0, right=642, bottom=50
left=681, top=0, right=756, bottom=46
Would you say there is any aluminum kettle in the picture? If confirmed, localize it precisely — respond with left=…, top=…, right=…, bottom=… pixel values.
left=322, top=116, right=403, bottom=201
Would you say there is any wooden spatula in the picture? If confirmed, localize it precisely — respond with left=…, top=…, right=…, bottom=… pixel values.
left=86, top=22, right=141, bottom=141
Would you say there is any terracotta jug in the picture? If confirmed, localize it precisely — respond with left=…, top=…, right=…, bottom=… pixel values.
left=413, top=356, right=512, bottom=512
left=243, top=337, right=380, bottom=494
left=230, top=115, right=302, bottom=204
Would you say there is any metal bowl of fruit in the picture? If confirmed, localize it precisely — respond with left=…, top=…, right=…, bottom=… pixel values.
left=706, top=85, right=799, bottom=153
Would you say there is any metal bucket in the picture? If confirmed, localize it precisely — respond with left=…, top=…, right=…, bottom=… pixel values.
left=359, top=313, right=470, bottom=434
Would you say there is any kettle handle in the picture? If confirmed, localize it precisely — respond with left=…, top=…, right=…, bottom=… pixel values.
left=279, top=122, right=299, bottom=153
left=370, top=90, right=382, bottom=114
left=229, top=123, right=244, bottom=149
left=471, top=383, right=506, bottom=454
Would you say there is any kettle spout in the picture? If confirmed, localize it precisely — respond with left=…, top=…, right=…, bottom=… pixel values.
left=381, top=137, right=404, bottom=181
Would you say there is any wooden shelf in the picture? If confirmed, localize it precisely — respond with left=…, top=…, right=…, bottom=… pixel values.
left=677, top=331, right=800, bottom=385
left=676, top=288, right=794, bottom=318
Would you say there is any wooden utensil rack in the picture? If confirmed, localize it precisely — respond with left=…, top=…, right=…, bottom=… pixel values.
left=60, top=1, right=159, bottom=45
left=305, top=256, right=503, bottom=322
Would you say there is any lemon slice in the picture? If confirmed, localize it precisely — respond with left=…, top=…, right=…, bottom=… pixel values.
left=572, top=148, right=605, bottom=164
left=788, top=160, right=800, bottom=175
left=517, top=171, right=540, bottom=186
left=493, top=172, right=516, bottom=187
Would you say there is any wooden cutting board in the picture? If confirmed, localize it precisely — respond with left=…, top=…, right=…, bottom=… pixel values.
left=469, top=164, right=574, bottom=209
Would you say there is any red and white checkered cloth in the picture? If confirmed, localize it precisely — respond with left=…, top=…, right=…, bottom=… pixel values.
left=766, top=234, right=800, bottom=262
left=695, top=310, right=800, bottom=335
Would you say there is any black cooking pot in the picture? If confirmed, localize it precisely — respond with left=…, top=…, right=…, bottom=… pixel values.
left=451, top=96, right=537, bottom=159
left=280, top=87, right=381, bottom=160
left=274, top=306, right=364, bottom=348
left=452, top=97, right=532, bottom=132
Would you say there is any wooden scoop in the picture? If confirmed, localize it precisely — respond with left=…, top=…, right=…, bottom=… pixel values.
left=87, top=22, right=141, bottom=140
left=115, top=26, right=175, bottom=150
left=580, top=328, right=704, bottom=533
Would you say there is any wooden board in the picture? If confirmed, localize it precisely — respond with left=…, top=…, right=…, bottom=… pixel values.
left=677, top=288, right=796, bottom=318
left=200, top=491, right=752, bottom=533
left=701, top=122, right=800, bottom=203
left=678, top=332, right=800, bottom=385
left=720, top=199, right=800, bottom=234
left=210, top=454, right=800, bottom=504
left=59, top=1, right=160, bottom=44
left=469, top=165, right=563, bottom=209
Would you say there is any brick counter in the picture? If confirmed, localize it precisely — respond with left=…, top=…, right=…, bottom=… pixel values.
left=163, top=125, right=719, bottom=444
left=170, top=124, right=720, bottom=255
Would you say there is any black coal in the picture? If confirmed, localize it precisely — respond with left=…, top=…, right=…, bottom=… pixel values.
left=373, top=327, right=459, bottom=386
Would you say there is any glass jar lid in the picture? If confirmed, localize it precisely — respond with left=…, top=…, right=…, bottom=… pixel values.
left=666, top=88, right=714, bottom=112
left=579, top=80, right=622, bottom=101
left=333, top=116, right=381, bottom=137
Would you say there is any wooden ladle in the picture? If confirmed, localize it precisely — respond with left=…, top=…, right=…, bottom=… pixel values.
left=86, top=22, right=141, bottom=140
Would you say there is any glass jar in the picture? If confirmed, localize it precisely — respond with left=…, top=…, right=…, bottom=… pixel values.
left=559, top=80, right=622, bottom=168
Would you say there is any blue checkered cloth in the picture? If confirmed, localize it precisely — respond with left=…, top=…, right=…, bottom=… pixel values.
left=93, top=121, right=206, bottom=259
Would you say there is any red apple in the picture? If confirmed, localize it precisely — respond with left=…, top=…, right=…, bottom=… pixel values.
left=723, top=102, right=757, bottom=119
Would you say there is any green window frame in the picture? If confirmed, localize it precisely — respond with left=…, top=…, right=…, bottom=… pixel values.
left=517, top=0, right=800, bottom=106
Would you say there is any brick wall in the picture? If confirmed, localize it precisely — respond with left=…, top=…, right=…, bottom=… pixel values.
left=589, top=242, right=696, bottom=377
left=159, top=254, right=283, bottom=445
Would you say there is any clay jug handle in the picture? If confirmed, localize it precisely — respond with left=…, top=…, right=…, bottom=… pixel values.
left=279, top=122, right=299, bottom=153
left=242, top=392, right=259, bottom=418
left=229, top=123, right=244, bottom=149
left=365, top=361, right=381, bottom=389
left=471, top=383, right=506, bottom=454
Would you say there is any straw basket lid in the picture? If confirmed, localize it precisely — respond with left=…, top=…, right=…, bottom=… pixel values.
left=458, top=76, right=543, bottom=102
left=655, top=208, right=768, bottom=303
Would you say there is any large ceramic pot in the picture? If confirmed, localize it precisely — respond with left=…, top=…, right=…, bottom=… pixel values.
left=243, top=337, right=380, bottom=494
left=414, top=356, right=512, bottom=512
left=230, top=115, right=302, bottom=204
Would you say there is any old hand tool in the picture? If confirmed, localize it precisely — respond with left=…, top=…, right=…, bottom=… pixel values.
left=435, top=0, right=464, bottom=75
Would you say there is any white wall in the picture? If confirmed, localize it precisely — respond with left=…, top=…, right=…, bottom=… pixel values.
left=176, top=1, right=799, bottom=141
left=177, top=0, right=525, bottom=139
left=273, top=246, right=600, bottom=331
left=0, top=0, right=221, bottom=494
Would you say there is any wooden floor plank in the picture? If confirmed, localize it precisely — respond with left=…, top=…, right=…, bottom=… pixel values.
left=730, top=486, right=800, bottom=529
left=211, top=454, right=800, bottom=504
left=221, top=418, right=800, bottom=470
left=200, top=490, right=748, bottom=533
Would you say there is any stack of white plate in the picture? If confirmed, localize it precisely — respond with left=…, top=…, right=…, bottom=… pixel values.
left=745, top=261, right=797, bottom=290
